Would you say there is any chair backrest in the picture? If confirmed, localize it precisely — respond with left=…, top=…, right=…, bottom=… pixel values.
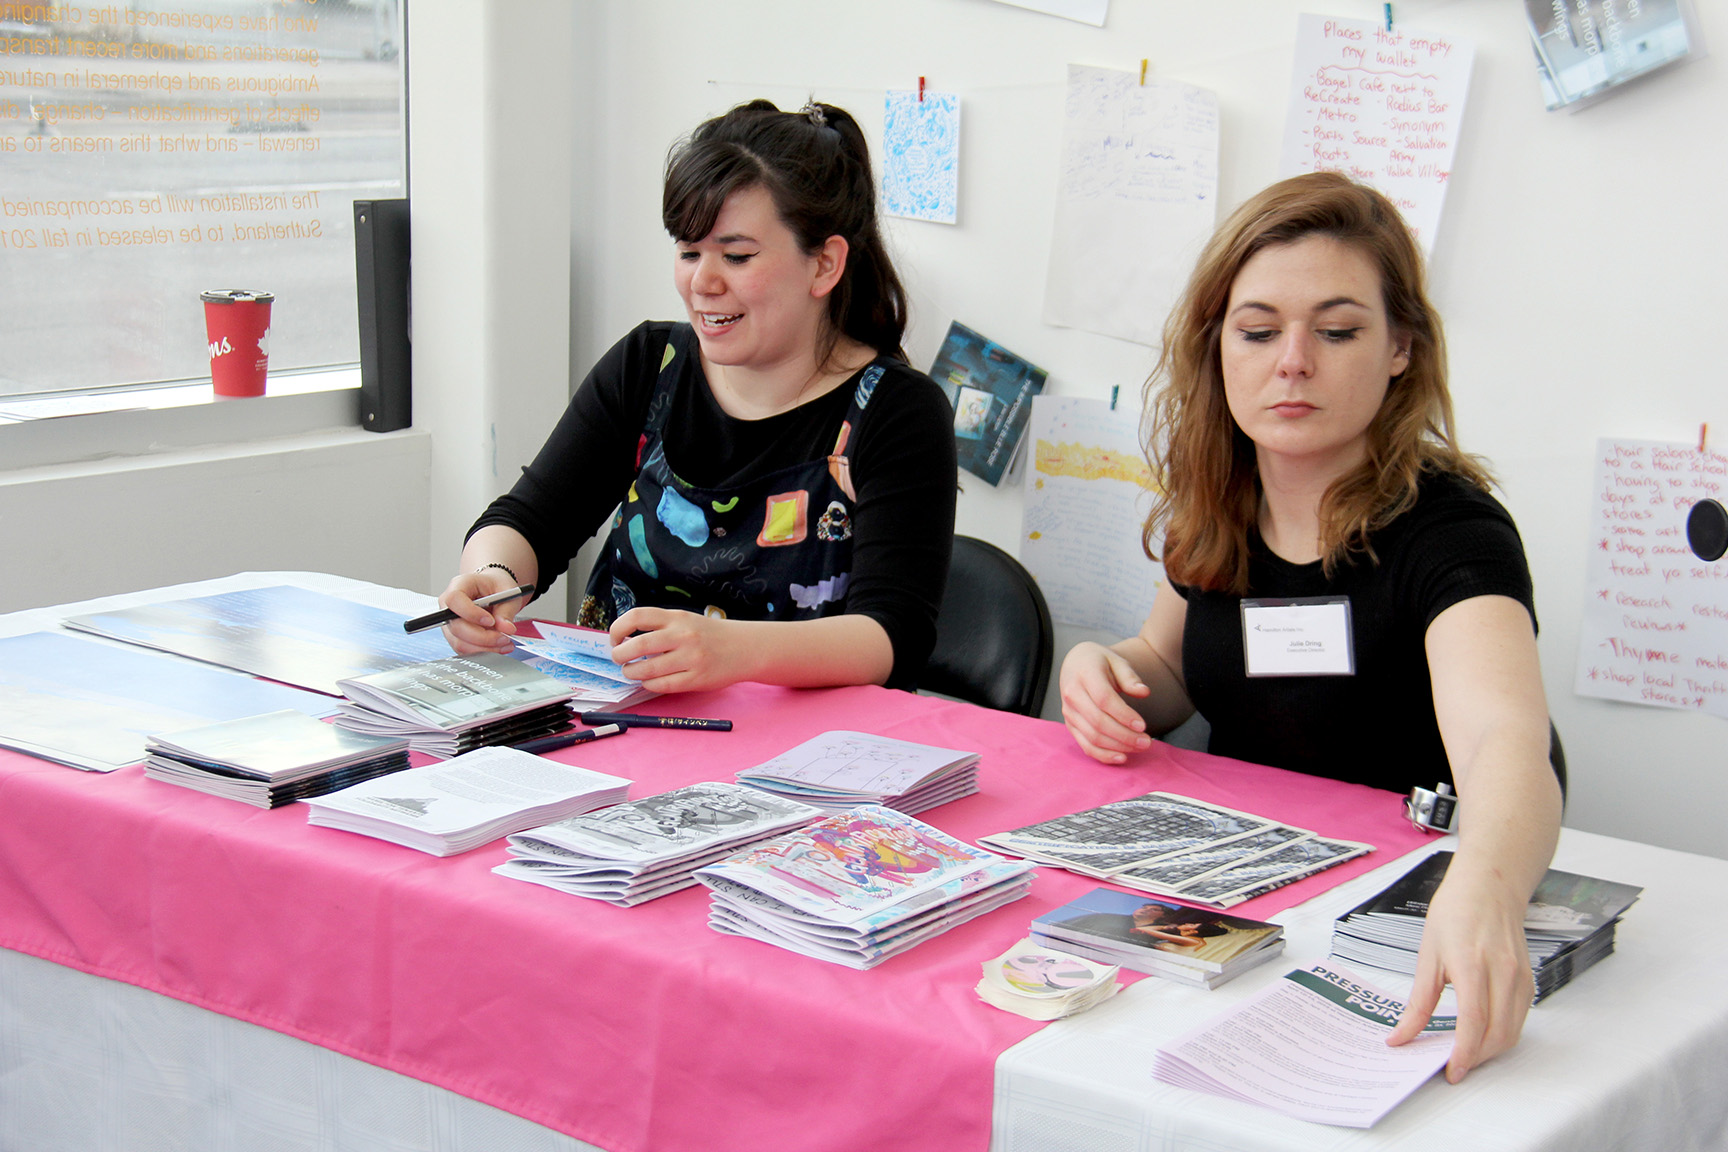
left=920, top=536, right=1054, bottom=717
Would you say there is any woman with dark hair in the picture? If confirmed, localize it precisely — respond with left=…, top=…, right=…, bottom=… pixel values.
left=1059, top=172, right=1561, bottom=1081
left=440, top=100, right=955, bottom=693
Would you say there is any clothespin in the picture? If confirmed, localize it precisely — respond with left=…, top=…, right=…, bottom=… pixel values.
left=1701, top=423, right=1710, bottom=454
left=1139, top=59, right=1149, bottom=86
left=1384, top=3, right=1394, bottom=30
left=918, top=76, right=926, bottom=103
left=1110, top=385, right=1120, bottom=411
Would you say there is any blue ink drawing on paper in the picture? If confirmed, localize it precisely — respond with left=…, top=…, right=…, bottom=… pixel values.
left=882, top=90, right=959, bottom=224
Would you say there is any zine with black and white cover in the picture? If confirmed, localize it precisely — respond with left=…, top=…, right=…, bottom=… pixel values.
left=304, top=745, right=631, bottom=856
left=334, top=652, right=575, bottom=756
left=508, top=782, right=822, bottom=868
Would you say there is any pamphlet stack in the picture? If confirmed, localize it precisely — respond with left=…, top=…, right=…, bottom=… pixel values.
left=1329, top=851, right=1643, bottom=1002
left=1030, top=886, right=1286, bottom=989
left=304, top=745, right=631, bottom=856
left=334, top=652, right=576, bottom=758
left=145, top=709, right=410, bottom=808
left=496, top=782, right=822, bottom=905
left=695, top=806, right=1035, bottom=969
left=734, top=730, right=979, bottom=815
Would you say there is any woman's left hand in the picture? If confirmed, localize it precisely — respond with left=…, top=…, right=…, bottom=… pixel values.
left=608, top=607, right=748, bottom=694
left=1386, top=864, right=1535, bottom=1083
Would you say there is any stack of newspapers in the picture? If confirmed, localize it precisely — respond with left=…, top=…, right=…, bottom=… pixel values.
left=1030, top=886, right=1285, bottom=989
left=304, top=745, right=631, bottom=856
left=695, top=805, right=1035, bottom=969
left=496, top=782, right=821, bottom=905
left=1329, top=851, right=1643, bottom=1003
left=144, top=710, right=410, bottom=808
left=334, top=652, right=575, bottom=758
left=734, top=730, right=980, bottom=815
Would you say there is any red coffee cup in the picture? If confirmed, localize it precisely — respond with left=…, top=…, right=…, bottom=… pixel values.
left=202, top=289, right=274, bottom=398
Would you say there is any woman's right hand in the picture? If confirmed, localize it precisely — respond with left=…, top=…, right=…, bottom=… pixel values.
left=437, top=569, right=524, bottom=655
left=1059, top=641, right=1154, bottom=764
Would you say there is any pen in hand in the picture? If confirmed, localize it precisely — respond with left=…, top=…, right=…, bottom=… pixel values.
left=403, top=584, right=536, bottom=635
left=512, top=723, right=626, bottom=755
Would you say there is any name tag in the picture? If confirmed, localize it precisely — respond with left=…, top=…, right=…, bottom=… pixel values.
left=1241, top=597, right=1355, bottom=677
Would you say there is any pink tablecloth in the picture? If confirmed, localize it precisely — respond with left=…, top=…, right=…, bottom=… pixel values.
left=0, top=683, right=1432, bottom=1152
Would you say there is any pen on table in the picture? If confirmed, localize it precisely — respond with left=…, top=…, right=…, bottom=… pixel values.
left=576, top=711, right=733, bottom=732
left=512, top=723, right=626, bottom=755
left=402, top=584, right=535, bottom=634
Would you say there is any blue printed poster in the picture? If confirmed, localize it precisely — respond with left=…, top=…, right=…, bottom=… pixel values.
left=882, top=89, right=960, bottom=224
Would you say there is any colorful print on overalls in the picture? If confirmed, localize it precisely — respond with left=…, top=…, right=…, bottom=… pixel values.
left=579, top=325, right=882, bottom=630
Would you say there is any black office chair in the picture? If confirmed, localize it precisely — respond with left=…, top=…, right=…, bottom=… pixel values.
left=1549, top=721, right=1568, bottom=809
left=920, top=536, right=1054, bottom=717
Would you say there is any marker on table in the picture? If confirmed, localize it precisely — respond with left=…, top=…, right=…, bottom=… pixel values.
left=577, top=711, right=733, bottom=732
left=512, top=723, right=626, bottom=755
left=402, top=584, right=535, bottom=634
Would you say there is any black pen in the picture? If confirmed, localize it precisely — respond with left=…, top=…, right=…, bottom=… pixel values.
left=512, top=723, right=626, bottom=755
left=402, top=584, right=536, bottom=634
left=576, top=711, right=733, bottom=732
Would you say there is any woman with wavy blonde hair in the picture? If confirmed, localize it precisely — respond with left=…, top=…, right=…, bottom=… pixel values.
left=1060, top=172, right=1561, bottom=1084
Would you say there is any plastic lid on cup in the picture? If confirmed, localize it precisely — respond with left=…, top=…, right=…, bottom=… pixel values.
left=200, top=289, right=275, bottom=304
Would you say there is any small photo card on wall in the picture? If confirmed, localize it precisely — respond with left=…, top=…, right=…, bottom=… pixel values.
left=882, top=89, right=960, bottom=225
left=1278, top=13, right=1474, bottom=256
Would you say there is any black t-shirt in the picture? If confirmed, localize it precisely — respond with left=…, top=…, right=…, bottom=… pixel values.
left=1173, top=471, right=1535, bottom=794
left=470, top=321, right=958, bottom=686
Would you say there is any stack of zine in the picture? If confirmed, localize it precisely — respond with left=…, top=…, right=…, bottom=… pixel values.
left=304, top=745, right=631, bottom=856
left=734, top=730, right=980, bottom=815
left=976, top=938, right=1121, bottom=1020
left=982, top=792, right=1371, bottom=909
left=334, top=652, right=575, bottom=758
left=694, top=806, right=1035, bottom=969
left=1031, top=886, right=1285, bottom=989
left=144, top=710, right=409, bottom=808
left=1329, top=851, right=1643, bottom=1003
left=496, top=782, right=821, bottom=905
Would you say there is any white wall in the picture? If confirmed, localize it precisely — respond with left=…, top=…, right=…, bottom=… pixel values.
left=559, top=0, right=1728, bottom=859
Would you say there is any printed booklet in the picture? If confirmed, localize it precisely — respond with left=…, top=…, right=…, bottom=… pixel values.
left=981, top=791, right=1370, bottom=907
left=1032, top=886, right=1285, bottom=989
left=334, top=652, right=575, bottom=758
left=496, top=782, right=822, bottom=906
left=304, top=745, right=631, bottom=856
left=695, top=805, right=1034, bottom=969
left=145, top=709, right=410, bottom=808
left=735, top=729, right=979, bottom=815
left=928, top=321, right=1048, bottom=486
left=1329, top=850, right=1643, bottom=1002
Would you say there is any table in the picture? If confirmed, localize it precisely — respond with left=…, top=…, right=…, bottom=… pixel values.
left=1, top=575, right=1722, bottom=1152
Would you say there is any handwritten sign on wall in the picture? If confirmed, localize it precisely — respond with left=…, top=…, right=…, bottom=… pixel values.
left=1278, top=13, right=1473, bottom=255
left=1575, top=438, right=1728, bottom=718
left=1021, top=396, right=1162, bottom=637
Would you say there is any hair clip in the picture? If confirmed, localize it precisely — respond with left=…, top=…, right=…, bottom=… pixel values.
left=801, top=101, right=827, bottom=127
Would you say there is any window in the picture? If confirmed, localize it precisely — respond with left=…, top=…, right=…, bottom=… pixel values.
left=0, top=0, right=405, bottom=406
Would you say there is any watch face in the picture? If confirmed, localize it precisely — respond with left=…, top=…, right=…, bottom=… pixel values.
left=1001, top=950, right=1100, bottom=994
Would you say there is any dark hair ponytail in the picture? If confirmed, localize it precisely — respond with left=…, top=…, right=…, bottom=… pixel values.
left=663, top=99, right=910, bottom=363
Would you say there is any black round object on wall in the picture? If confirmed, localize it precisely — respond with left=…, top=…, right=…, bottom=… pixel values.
left=1687, top=498, right=1728, bottom=562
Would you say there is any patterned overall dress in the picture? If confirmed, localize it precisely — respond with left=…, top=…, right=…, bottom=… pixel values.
left=579, top=324, right=883, bottom=630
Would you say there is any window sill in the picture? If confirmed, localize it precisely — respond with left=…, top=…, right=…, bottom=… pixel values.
left=0, top=367, right=372, bottom=473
